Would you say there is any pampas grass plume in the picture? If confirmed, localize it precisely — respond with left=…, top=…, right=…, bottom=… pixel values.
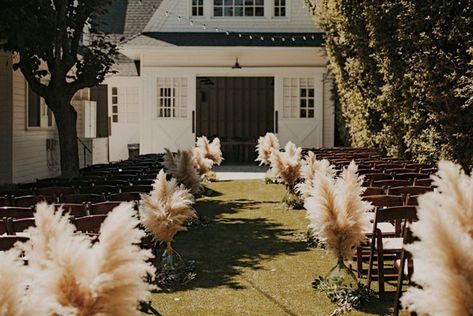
left=0, top=248, right=31, bottom=316
left=296, top=151, right=336, bottom=200
left=140, top=170, right=196, bottom=251
left=255, top=133, right=280, bottom=166
left=196, top=136, right=223, bottom=166
left=305, top=161, right=370, bottom=260
left=401, top=160, right=473, bottom=316
left=269, top=141, right=302, bottom=190
left=164, top=148, right=201, bottom=194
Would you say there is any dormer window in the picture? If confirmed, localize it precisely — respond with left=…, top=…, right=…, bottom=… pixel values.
left=274, top=0, right=286, bottom=17
left=192, top=0, right=204, bottom=16
left=214, top=0, right=264, bottom=17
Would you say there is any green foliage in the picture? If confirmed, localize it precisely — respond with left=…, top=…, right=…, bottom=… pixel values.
left=308, top=0, right=473, bottom=171
left=312, top=276, right=375, bottom=315
left=0, top=0, right=119, bottom=177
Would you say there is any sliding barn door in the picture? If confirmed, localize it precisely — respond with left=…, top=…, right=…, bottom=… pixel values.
left=196, top=77, right=274, bottom=163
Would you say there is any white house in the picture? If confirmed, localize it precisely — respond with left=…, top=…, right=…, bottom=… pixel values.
left=101, top=0, right=334, bottom=162
left=0, top=52, right=108, bottom=184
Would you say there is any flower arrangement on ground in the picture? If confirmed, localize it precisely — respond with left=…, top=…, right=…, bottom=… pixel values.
left=255, top=132, right=280, bottom=183
left=269, top=141, right=303, bottom=208
left=0, top=202, right=155, bottom=315
left=401, top=161, right=473, bottom=316
left=193, top=136, right=223, bottom=182
left=164, top=148, right=201, bottom=194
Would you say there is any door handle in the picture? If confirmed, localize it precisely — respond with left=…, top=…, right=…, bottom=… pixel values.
left=192, top=110, right=195, bottom=134
left=275, top=110, right=278, bottom=133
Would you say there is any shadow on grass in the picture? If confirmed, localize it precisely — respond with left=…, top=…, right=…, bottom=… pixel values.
left=169, top=198, right=309, bottom=291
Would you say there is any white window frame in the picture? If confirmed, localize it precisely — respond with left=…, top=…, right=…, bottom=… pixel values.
left=191, top=0, right=205, bottom=17
left=212, top=0, right=265, bottom=18
left=111, top=86, right=119, bottom=123
left=156, top=78, right=188, bottom=119
left=273, top=0, right=286, bottom=17
left=282, top=77, right=316, bottom=119
left=26, top=82, right=54, bottom=130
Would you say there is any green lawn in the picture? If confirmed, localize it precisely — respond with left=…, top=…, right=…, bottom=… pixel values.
left=148, top=180, right=398, bottom=316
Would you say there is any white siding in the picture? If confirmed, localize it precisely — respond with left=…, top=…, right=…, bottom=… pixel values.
left=104, top=76, right=141, bottom=161
left=0, top=51, right=13, bottom=184
left=323, top=74, right=335, bottom=147
left=11, top=70, right=60, bottom=183
left=147, top=0, right=319, bottom=33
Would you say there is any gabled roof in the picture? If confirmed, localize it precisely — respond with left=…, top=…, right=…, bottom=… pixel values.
left=95, top=0, right=162, bottom=41
left=125, top=32, right=325, bottom=48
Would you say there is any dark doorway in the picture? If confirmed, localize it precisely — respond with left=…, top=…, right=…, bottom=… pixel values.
left=196, top=77, right=274, bottom=163
left=90, top=85, right=109, bottom=138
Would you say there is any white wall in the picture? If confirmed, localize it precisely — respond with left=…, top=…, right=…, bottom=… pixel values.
left=147, top=0, right=319, bottom=33
left=11, top=70, right=60, bottom=183
left=104, top=76, right=141, bottom=161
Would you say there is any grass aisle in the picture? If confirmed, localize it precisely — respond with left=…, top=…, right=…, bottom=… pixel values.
left=149, top=180, right=394, bottom=316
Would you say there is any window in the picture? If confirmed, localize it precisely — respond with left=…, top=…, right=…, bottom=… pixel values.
left=157, top=78, right=187, bottom=118
left=214, top=0, right=264, bottom=17
left=192, top=0, right=204, bottom=16
left=111, top=87, right=118, bottom=123
left=282, top=78, right=316, bottom=118
left=274, top=0, right=286, bottom=17
left=27, top=84, right=53, bottom=128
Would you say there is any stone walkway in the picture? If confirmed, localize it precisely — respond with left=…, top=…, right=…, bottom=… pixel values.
left=213, top=164, right=268, bottom=180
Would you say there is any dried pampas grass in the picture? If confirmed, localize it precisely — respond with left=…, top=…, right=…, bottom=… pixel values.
left=196, top=136, right=223, bottom=166
left=269, top=141, right=302, bottom=191
left=21, top=202, right=155, bottom=316
left=140, top=170, right=196, bottom=253
left=0, top=248, right=31, bottom=316
left=255, top=133, right=280, bottom=166
left=401, top=161, right=473, bottom=316
left=305, top=161, right=371, bottom=260
left=192, top=149, right=214, bottom=175
left=164, top=148, right=201, bottom=194
left=296, top=151, right=336, bottom=200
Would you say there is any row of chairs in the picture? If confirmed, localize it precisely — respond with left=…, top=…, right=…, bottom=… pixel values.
left=0, top=191, right=143, bottom=208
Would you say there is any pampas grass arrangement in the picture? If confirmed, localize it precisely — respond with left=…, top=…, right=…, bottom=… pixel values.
left=269, top=141, right=303, bottom=208
left=296, top=151, right=336, bottom=200
left=3, top=202, right=155, bottom=316
left=139, top=170, right=196, bottom=267
left=164, top=148, right=201, bottom=194
left=400, top=160, right=473, bottom=316
left=255, top=132, right=279, bottom=166
left=195, top=136, right=223, bottom=166
left=305, top=161, right=371, bottom=285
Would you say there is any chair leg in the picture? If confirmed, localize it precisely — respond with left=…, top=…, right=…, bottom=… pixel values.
left=356, top=246, right=362, bottom=278
left=376, top=231, right=385, bottom=300
left=367, top=233, right=377, bottom=290
left=394, top=251, right=406, bottom=316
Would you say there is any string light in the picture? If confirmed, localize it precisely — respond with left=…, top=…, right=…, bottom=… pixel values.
left=164, top=8, right=318, bottom=45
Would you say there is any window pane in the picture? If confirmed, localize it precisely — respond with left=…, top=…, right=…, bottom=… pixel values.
left=214, top=0, right=222, bottom=4
left=112, top=115, right=118, bottom=123
left=255, top=7, right=264, bottom=16
left=234, top=6, right=243, bottom=16
left=224, top=6, right=233, bottom=16
left=255, top=0, right=264, bottom=5
left=224, top=0, right=233, bottom=5
left=47, top=108, right=53, bottom=127
left=198, top=7, right=204, bottom=15
left=308, top=99, right=314, bottom=108
left=214, top=6, right=223, bottom=15
left=112, top=96, right=118, bottom=104
left=308, top=88, right=315, bottom=97
left=280, top=7, right=285, bottom=16
left=235, top=0, right=243, bottom=4
left=112, top=87, right=118, bottom=95
left=192, top=0, right=197, bottom=5
left=301, top=89, right=307, bottom=97
left=300, top=109, right=306, bottom=118
left=192, top=7, right=198, bottom=16
left=301, top=99, right=307, bottom=107
left=112, top=105, right=118, bottom=114
left=308, top=110, right=314, bottom=118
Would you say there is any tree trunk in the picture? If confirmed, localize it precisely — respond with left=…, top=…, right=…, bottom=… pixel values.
left=54, top=102, right=80, bottom=178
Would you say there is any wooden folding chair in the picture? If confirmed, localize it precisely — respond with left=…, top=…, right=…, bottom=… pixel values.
left=0, top=207, right=35, bottom=219
left=109, top=192, right=142, bottom=202
left=121, top=185, right=152, bottom=193
left=0, top=236, right=29, bottom=251
left=8, top=218, right=35, bottom=236
left=363, top=187, right=386, bottom=196
left=78, top=185, right=120, bottom=195
left=394, top=173, right=429, bottom=181
left=0, top=195, right=11, bottom=207
left=394, top=225, right=417, bottom=316
left=61, top=193, right=106, bottom=204
left=387, top=186, right=432, bottom=204
left=36, top=186, right=75, bottom=197
left=89, top=201, right=122, bottom=215
left=55, top=203, right=89, bottom=217
left=14, top=195, right=55, bottom=207
left=74, top=215, right=107, bottom=234
left=371, top=179, right=410, bottom=188
left=413, top=178, right=433, bottom=187
left=367, top=206, right=417, bottom=299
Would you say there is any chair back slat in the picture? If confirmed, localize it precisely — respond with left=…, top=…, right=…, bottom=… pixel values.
left=75, top=215, right=107, bottom=234
left=364, top=195, right=404, bottom=208
left=0, top=207, right=35, bottom=219
left=89, top=202, right=122, bottom=215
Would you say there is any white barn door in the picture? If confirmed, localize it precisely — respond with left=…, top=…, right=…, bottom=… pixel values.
left=276, top=75, right=324, bottom=149
left=141, top=75, right=195, bottom=154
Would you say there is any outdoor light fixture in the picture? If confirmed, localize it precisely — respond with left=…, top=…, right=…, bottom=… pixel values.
left=232, top=58, right=242, bottom=69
